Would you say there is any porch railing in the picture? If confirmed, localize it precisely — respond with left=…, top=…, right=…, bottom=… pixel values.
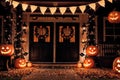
left=98, top=43, right=120, bottom=57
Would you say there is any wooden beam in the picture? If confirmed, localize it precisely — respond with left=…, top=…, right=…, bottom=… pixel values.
left=14, top=0, right=100, bottom=7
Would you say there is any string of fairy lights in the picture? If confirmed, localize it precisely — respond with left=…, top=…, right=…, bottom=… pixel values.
left=1, top=1, right=28, bottom=59
left=80, top=13, right=96, bottom=57
left=14, top=4, right=28, bottom=59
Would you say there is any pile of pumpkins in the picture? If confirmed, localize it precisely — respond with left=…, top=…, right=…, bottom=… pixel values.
left=0, top=44, right=32, bottom=69
left=78, top=45, right=98, bottom=68
left=14, top=58, right=32, bottom=68
left=77, top=45, right=120, bottom=74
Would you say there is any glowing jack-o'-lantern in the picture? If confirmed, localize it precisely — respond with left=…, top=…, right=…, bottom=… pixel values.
left=108, top=11, right=120, bottom=23
left=113, top=57, right=120, bottom=73
left=86, top=45, right=98, bottom=56
left=0, top=44, right=14, bottom=56
left=83, top=58, right=94, bottom=68
left=15, top=58, right=26, bottom=68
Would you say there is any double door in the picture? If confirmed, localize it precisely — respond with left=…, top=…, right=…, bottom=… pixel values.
left=29, top=22, right=79, bottom=63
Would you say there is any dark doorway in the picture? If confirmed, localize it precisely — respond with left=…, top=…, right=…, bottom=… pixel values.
left=56, top=22, right=79, bottom=62
left=29, top=22, right=53, bottom=62
left=29, top=22, right=79, bottom=63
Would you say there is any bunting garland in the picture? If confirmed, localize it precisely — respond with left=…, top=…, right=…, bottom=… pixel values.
left=89, top=3, right=96, bottom=11
left=40, top=7, right=47, bottom=15
left=108, top=0, right=113, bottom=3
left=49, top=7, right=57, bottom=15
left=69, top=6, right=77, bottom=14
left=12, top=1, right=19, bottom=8
left=10, top=0, right=113, bottom=15
left=30, top=5, right=37, bottom=12
left=98, top=0, right=105, bottom=7
left=22, top=3, right=28, bottom=11
left=79, top=5, right=86, bottom=13
left=59, top=7, right=67, bottom=15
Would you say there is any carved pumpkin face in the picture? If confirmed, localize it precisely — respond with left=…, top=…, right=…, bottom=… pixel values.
left=83, top=58, right=94, bottom=68
left=15, top=58, right=26, bottom=68
left=86, top=45, right=98, bottom=56
left=113, top=57, right=120, bottom=73
left=108, top=11, right=120, bottom=23
left=0, top=44, right=14, bottom=56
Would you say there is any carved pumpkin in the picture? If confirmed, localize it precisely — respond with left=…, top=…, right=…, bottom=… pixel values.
left=113, top=57, right=120, bottom=73
left=15, top=58, right=26, bottom=68
left=86, top=45, right=98, bottom=56
left=108, top=11, right=120, bottom=23
left=83, top=58, right=94, bottom=68
left=0, top=44, right=14, bottom=56
left=26, top=62, right=32, bottom=67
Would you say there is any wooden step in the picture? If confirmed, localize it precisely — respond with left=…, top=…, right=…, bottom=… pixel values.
left=32, top=63, right=77, bottom=69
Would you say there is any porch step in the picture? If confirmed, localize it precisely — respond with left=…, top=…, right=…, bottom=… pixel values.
left=32, top=63, right=77, bottom=69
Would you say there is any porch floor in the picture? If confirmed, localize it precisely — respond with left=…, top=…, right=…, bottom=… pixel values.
left=32, top=63, right=77, bottom=69
left=0, top=64, right=120, bottom=80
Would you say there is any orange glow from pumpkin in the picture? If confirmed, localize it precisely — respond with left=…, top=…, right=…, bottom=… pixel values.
left=83, top=58, right=94, bottom=68
left=26, top=62, right=32, bottom=67
left=86, top=45, right=98, bottom=56
left=77, top=62, right=82, bottom=68
left=113, top=57, right=120, bottom=73
left=0, top=44, right=14, bottom=56
left=15, top=58, right=26, bottom=68
left=108, top=11, right=120, bottom=23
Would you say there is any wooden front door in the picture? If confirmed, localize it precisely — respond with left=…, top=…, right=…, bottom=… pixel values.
left=29, top=22, right=79, bottom=63
left=56, top=22, right=79, bottom=62
left=29, top=22, right=53, bottom=62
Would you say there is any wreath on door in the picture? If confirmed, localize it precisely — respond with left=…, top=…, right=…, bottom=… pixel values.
left=61, top=26, right=74, bottom=39
left=34, top=26, right=48, bottom=39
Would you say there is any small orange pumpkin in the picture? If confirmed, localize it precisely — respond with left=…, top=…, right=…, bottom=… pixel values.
left=15, top=58, right=26, bottom=68
left=113, top=57, right=120, bottom=73
left=108, top=11, right=120, bottom=23
left=83, top=58, right=94, bottom=68
left=77, top=62, right=82, bottom=68
left=86, top=45, right=98, bottom=56
left=26, top=62, right=32, bottom=67
left=0, top=44, right=14, bottom=56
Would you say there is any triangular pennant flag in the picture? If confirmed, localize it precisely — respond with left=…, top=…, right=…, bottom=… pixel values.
left=30, top=5, right=37, bottom=12
left=59, top=7, right=67, bottom=15
left=89, top=3, right=96, bottom=11
left=79, top=5, right=86, bottom=13
left=22, top=3, right=28, bottom=11
left=5, top=0, right=12, bottom=5
left=98, top=0, right=105, bottom=7
left=40, top=7, right=47, bottom=15
left=5, top=0, right=9, bottom=2
left=108, top=0, right=113, bottom=3
left=49, top=7, right=57, bottom=15
left=12, top=1, right=19, bottom=8
left=69, top=6, right=77, bottom=14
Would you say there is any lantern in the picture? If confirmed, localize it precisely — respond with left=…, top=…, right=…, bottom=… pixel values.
left=83, top=58, right=94, bottom=68
left=113, top=57, right=120, bottom=73
left=108, top=11, right=120, bottom=23
left=15, top=58, right=26, bottom=68
left=0, top=44, right=14, bottom=56
left=86, top=45, right=98, bottom=56
left=26, top=62, right=32, bottom=67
